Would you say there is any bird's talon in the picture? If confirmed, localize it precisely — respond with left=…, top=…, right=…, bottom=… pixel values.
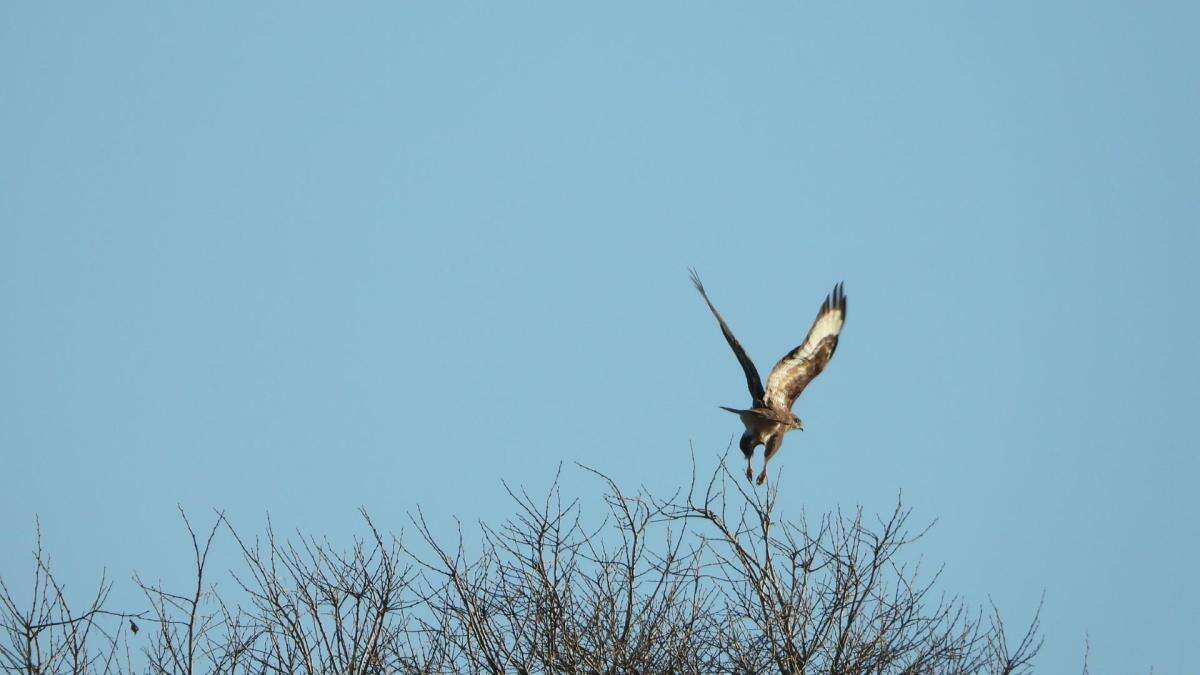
left=756, top=471, right=767, bottom=486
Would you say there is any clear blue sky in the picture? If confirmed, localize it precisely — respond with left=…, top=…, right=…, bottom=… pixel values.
left=1, top=3, right=1196, bottom=671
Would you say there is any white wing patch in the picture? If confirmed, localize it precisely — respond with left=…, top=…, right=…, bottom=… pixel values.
left=795, top=311, right=843, bottom=361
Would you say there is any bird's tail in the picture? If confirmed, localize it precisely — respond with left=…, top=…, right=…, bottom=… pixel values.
left=719, top=406, right=750, bottom=415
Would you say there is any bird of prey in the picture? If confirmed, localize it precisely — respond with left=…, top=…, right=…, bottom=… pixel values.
left=689, top=270, right=847, bottom=485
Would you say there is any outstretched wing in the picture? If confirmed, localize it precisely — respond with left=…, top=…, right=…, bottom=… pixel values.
left=689, top=269, right=766, bottom=406
left=764, top=282, right=847, bottom=412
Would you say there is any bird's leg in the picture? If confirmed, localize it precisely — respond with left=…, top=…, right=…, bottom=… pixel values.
left=756, top=434, right=784, bottom=486
left=746, top=457, right=753, bottom=483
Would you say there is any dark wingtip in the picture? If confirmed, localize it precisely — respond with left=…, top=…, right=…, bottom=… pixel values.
left=821, top=281, right=848, bottom=318
left=688, top=267, right=704, bottom=293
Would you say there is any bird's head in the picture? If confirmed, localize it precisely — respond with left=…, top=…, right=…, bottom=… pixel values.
left=790, top=415, right=804, bottom=431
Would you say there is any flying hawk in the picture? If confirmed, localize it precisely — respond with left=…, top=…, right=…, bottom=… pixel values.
left=690, top=270, right=847, bottom=485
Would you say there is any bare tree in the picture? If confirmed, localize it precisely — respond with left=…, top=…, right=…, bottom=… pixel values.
left=1, top=460, right=1044, bottom=673
left=0, top=521, right=138, bottom=674
left=134, top=507, right=223, bottom=675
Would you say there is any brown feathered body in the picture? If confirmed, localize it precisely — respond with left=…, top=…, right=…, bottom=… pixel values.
left=690, top=271, right=847, bottom=485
